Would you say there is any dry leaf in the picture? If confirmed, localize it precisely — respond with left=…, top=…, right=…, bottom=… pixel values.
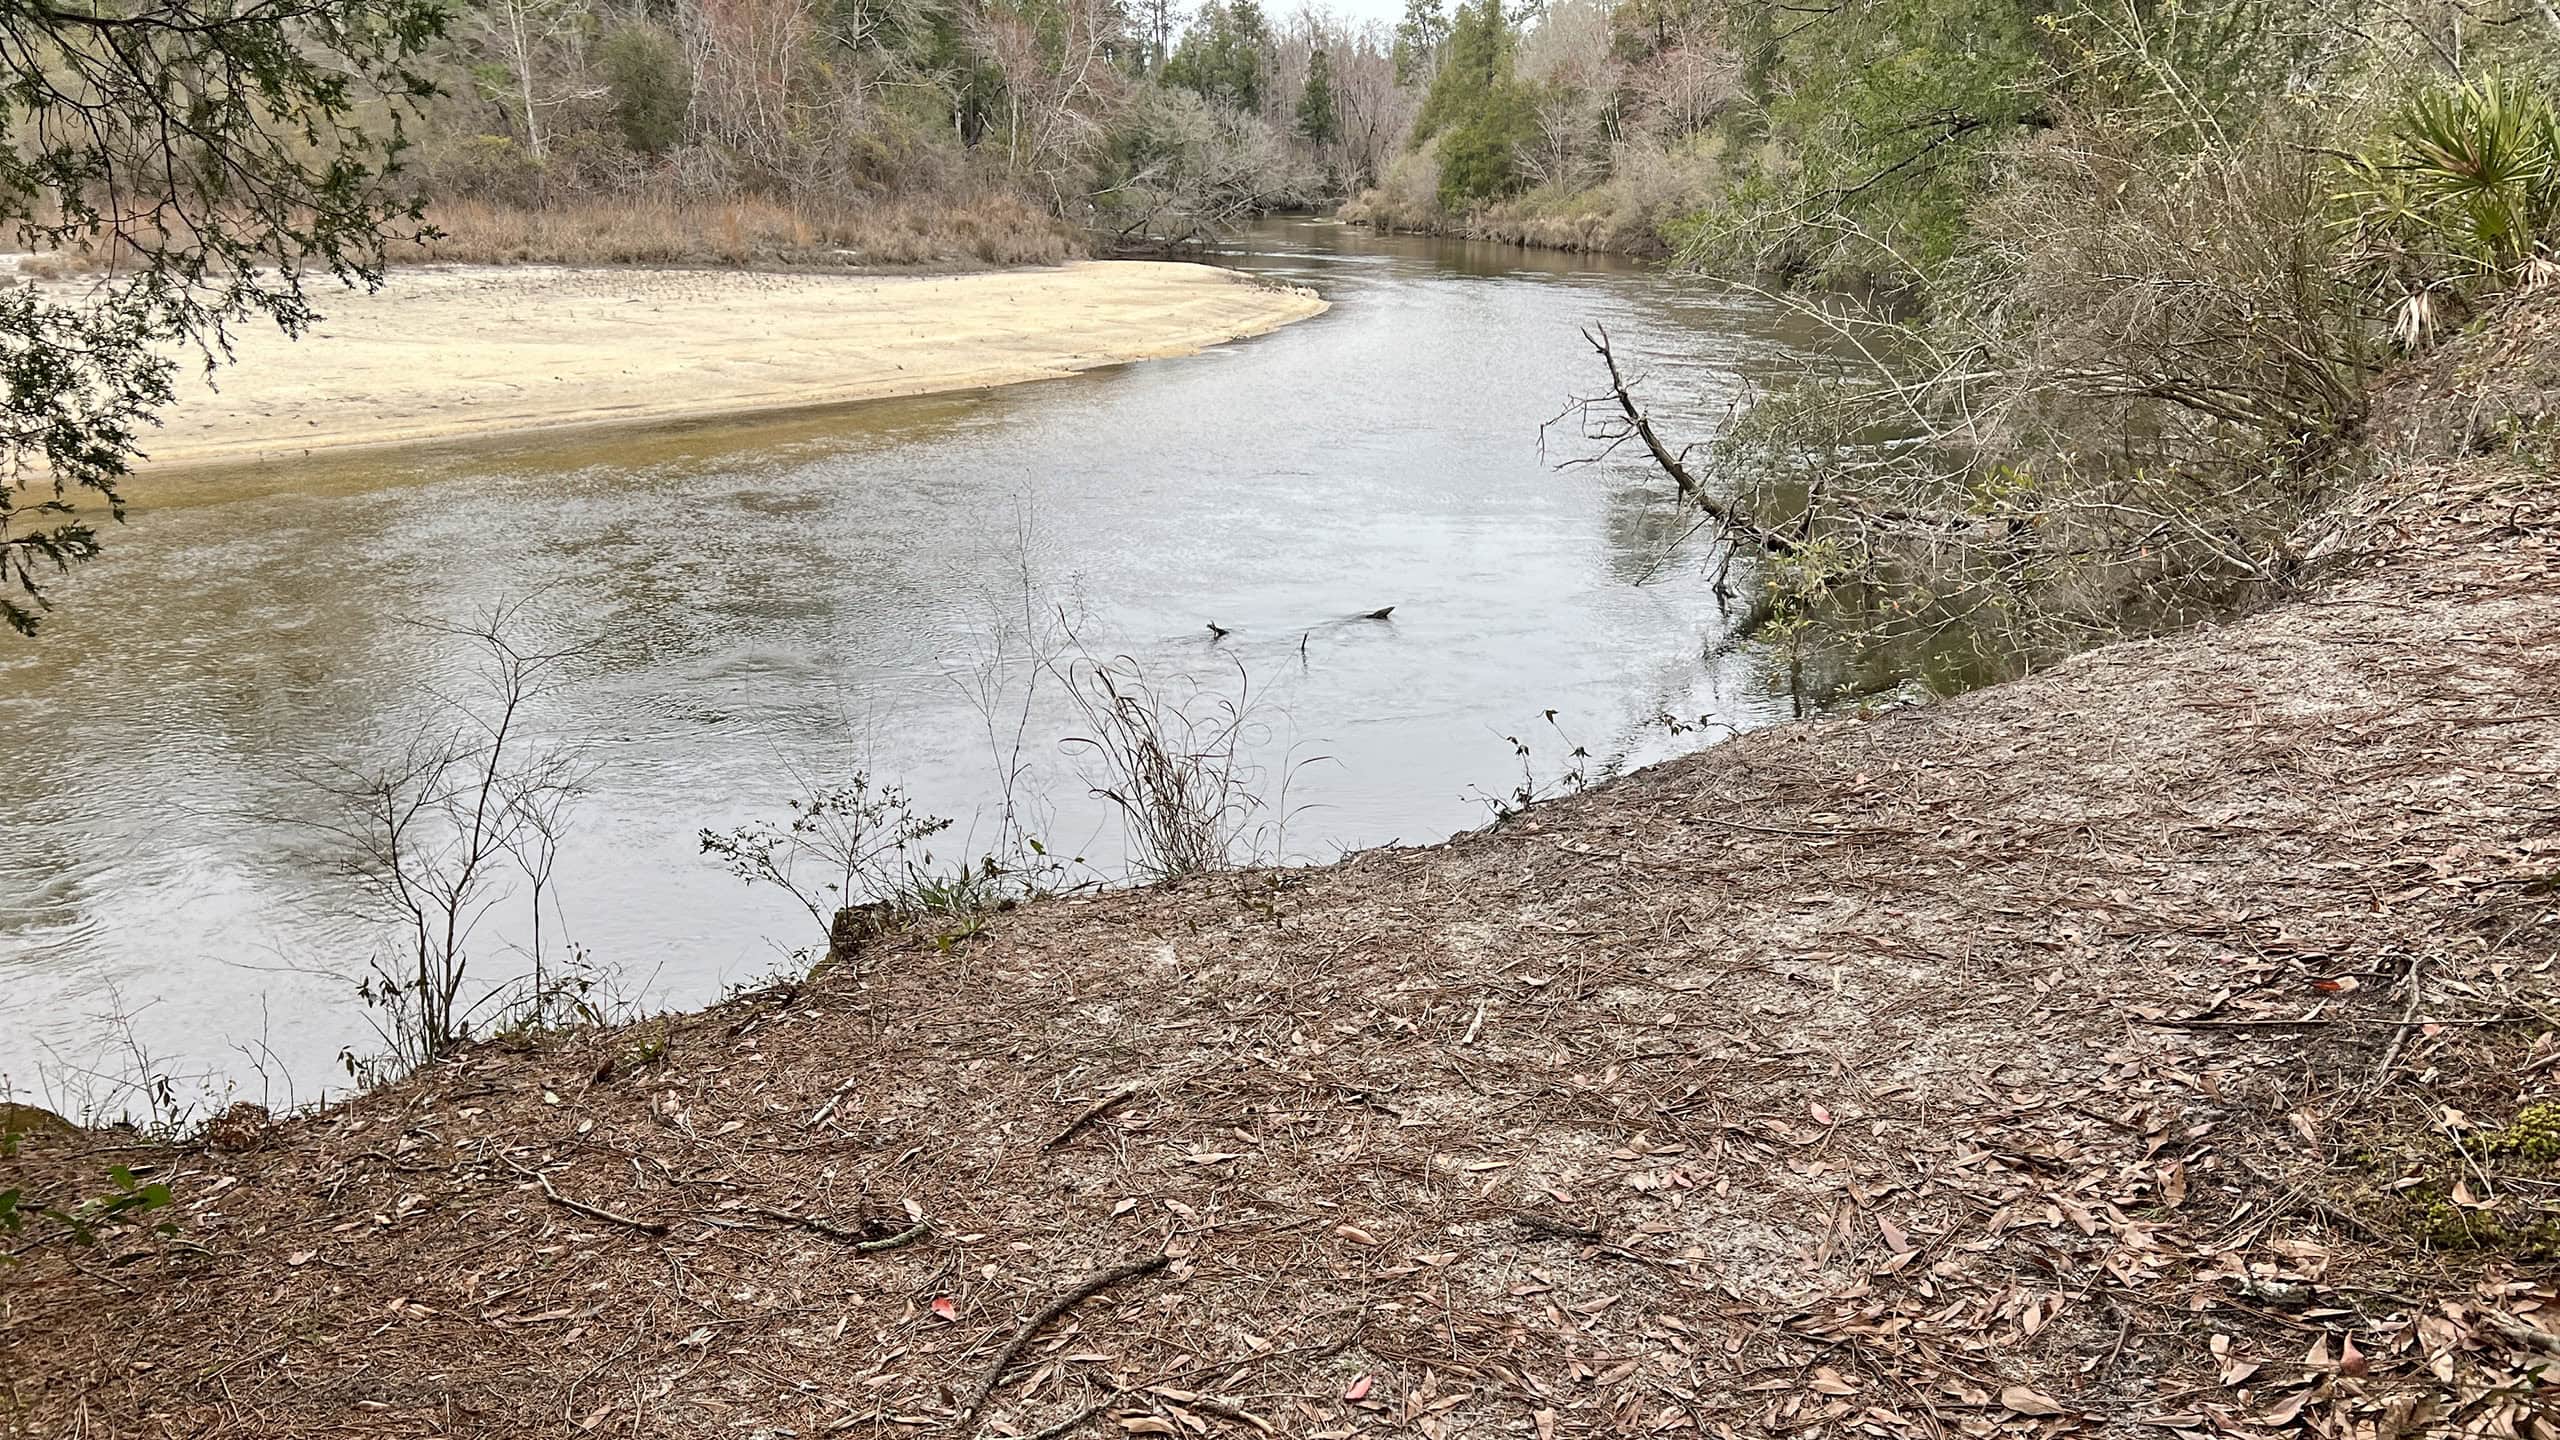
left=2261, top=1387, right=2313, bottom=1426
left=1344, top=1375, right=1373, bottom=1402
left=2000, top=1386, right=2065, bottom=1417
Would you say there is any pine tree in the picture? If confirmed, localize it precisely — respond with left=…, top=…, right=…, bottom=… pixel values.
left=1297, top=46, right=1341, bottom=145
left=1162, top=0, right=1271, bottom=111
left=1411, top=0, right=1531, bottom=208
left=1392, top=0, right=1450, bottom=86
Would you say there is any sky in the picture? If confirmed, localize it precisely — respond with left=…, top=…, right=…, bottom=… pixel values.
left=1237, top=0, right=1415, bottom=35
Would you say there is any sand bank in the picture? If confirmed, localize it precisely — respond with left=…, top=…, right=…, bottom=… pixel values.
left=142, top=261, right=1325, bottom=468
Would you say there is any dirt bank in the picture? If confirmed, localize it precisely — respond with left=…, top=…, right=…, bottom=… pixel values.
left=6, top=330, right=2556, bottom=1437
left=136, top=261, right=1325, bottom=470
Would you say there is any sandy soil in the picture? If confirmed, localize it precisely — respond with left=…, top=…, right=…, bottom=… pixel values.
left=139, top=262, right=1325, bottom=469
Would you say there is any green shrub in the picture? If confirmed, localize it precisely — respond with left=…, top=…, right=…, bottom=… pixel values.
left=599, top=22, right=689, bottom=158
left=1436, top=92, right=1534, bottom=207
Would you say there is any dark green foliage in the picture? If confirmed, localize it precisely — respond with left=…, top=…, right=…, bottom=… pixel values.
left=1411, top=0, right=1532, bottom=208
left=2340, top=72, right=2560, bottom=345
left=1683, top=0, right=2047, bottom=281
left=1393, top=0, right=1450, bottom=86
left=599, top=21, right=690, bottom=157
left=1163, top=0, right=1272, bottom=112
left=1639, top=4, right=2560, bottom=673
left=0, top=1150, right=175, bottom=1255
left=1298, top=46, right=1341, bottom=145
left=0, top=0, right=448, bottom=637
left=1412, top=0, right=1508, bottom=142
left=1436, top=91, right=1534, bottom=206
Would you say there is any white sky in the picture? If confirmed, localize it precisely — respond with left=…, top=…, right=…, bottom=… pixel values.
left=1321, top=0, right=1410, bottom=27
left=1241, top=0, right=1415, bottom=36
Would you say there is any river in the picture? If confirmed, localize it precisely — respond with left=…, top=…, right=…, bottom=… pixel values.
left=0, top=218, right=1836, bottom=1112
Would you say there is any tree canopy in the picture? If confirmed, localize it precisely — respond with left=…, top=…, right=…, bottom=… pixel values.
left=1, top=0, right=447, bottom=637
left=1162, top=0, right=1272, bottom=113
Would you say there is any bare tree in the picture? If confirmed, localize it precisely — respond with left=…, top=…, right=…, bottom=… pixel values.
left=972, top=0, right=1129, bottom=209
left=1327, top=23, right=1414, bottom=191
left=680, top=0, right=865, bottom=188
left=473, top=0, right=608, bottom=163
left=1137, top=0, right=1190, bottom=72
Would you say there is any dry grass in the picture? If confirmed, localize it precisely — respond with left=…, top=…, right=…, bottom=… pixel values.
left=5, top=191, right=1086, bottom=278
left=4, top=440, right=2556, bottom=1436
left=412, top=191, right=1084, bottom=270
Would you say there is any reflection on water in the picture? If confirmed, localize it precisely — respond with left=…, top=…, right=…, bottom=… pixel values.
left=1, top=218, right=1836, bottom=1104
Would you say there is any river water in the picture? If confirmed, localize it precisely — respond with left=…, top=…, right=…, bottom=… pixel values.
left=1, top=218, right=1835, bottom=1110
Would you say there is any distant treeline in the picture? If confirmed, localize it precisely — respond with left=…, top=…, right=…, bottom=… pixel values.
left=408, top=0, right=1416, bottom=261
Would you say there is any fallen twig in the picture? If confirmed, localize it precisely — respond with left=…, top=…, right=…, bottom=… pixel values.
left=2362, top=957, right=2425, bottom=1104
left=955, top=1253, right=1171, bottom=1430
left=805, top=1076, right=858, bottom=1130
left=752, top=1207, right=932, bottom=1252
left=507, top=1158, right=671, bottom=1237
left=2484, top=1312, right=2560, bottom=1356
left=1043, top=1084, right=1142, bottom=1152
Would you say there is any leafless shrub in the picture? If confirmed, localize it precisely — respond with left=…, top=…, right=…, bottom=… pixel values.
left=1094, top=87, right=1314, bottom=251
left=304, top=603, right=588, bottom=1071
left=1561, top=102, right=2389, bottom=678
left=972, top=0, right=1128, bottom=212
left=472, top=0, right=609, bottom=168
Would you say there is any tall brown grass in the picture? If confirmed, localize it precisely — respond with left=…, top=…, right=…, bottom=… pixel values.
left=14, top=190, right=1086, bottom=279
left=412, top=190, right=1083, bottom=269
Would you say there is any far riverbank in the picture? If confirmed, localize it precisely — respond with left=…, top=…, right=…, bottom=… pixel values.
left=139, top=260, right=1325, bottom=470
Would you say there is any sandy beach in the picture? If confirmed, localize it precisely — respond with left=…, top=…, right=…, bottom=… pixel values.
left=140, top=261, right=1325, bottom=469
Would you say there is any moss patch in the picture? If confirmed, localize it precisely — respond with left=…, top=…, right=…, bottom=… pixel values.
left=2345, top=1102, right=2560, bottom=1260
